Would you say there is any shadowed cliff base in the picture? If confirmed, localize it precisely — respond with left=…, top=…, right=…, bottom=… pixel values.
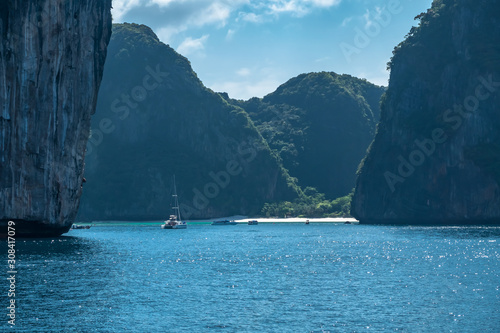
left=1, top=220, right=71, bottom=238
left=358, top=218, right=500, bottom=226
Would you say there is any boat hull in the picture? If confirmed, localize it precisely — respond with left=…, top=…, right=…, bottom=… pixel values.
left=161, top=223, right=187, bottom=229
left=211, top=221, right=238, bottom=226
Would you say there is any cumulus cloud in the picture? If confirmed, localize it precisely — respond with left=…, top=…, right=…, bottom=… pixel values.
left=268, top=1, right=308, bottom=16
left=236, top=68, right=252, bottom=77
left=341, top=16, right=353, bottom=27
left=112, top=0, right=344, bottom=89
left=307, top=0, right=342, bottom=7
left=112, top=0, right=343, bottom=40
left=155, top=26, right=185, bottom=44
left=112, top=1, right=246, bottom=30
left=267, top=0, right=342, bottom=17
left=225, top=29, right=236, bottom=41
left=191, top=2, right=233, bottom=27
left=177, top=35, right=210, bottom=56
left=111, top=0, right=142, bottom=21
left=238, top=12, right=264, bottom=23
left=210, top=77, right=281, bottom=100
left=209, top=65, right=286, bottom=99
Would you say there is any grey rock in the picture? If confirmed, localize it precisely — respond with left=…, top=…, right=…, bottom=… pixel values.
left=352, top=0, right=500, bottom=224
left=0, top=0, right=112, bottom=236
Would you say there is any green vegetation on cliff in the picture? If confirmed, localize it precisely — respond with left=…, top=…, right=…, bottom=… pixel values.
left=78, top=23, right=299, bottom=221
left=352, top=0, right=500, bottom=224
left=232, top=72, right=384, bottom=201
left=261, top=188, right=354, bottom=218
left=78, top=23, right=385, bottom=221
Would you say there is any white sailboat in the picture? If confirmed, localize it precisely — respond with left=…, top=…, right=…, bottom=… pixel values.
left=161, top=176, right=187, bottom=229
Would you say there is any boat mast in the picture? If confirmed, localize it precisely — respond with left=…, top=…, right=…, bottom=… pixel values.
left=172, top=175, right=181, bottom=221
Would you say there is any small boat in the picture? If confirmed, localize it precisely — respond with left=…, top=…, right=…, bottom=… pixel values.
left=71, top=224, right=91, bottom=230
left=305, top=220, right=310, bottom=225
left=211, top=220, right=238, bottom=226
left=161, top=176, right=187, bottom=230
left=161, top=214, right=187, bottom=229
left=248, top=220, right=259, bottom=225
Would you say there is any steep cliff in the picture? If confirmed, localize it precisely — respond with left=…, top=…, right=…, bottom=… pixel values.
left=0, top=0, right=112, bottom=236
left=235, top=72, right=384, bottom=199
left=352, top=0, right=500, bottom=224
left=77, top=24, right=298, bottom=221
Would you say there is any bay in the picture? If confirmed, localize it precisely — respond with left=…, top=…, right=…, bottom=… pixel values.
left=5, top=223, right=500, bottom=332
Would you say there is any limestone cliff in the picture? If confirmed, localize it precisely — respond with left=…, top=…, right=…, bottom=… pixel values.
left=0, top=0, right=112, bottom=236
left=77, top=24, right=298, bottom=221
left=235, top=72, right=385, bottom=200
left=352, top=0, right=500, bottom=224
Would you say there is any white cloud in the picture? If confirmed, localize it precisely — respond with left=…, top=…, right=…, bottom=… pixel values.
left=307, top=0, right=341, bottom=7
left=364, top=75, right=389, bottom=87
left=356, top=66, right=390, bottom=87
left=111, top=0, right=142, bottom=21
left=156, top=26, right=186, bottom=44
left=209, top=65, right=285, bottom=99
left=226, top=29, right=236, bottom=41
left=362, top=9, right=373, bottom=28
left=267, top=0, right=341, bottom=17
left=238, top=12, right=264, bottom=23
left=112, top=0, right=248, bottom=28
left=341, top=16, right=353, bottom=27
left=315, top=56, right=331, bottom=63
left=236, top=68, right=251, bottom=77
left=177, top=35, right=210, bottom=56
left=193, top=2, right=232, bottom=27
left=146, top=3, right=230, bottom=44
left=112, top=0, right=343, bottom=42
left=268, top=1, right=308, bottom=17
left=210, top=77, right=281, bottom=100
left=147, top=0, right=177, bottom=5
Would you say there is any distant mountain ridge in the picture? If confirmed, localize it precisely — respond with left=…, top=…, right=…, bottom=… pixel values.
left=78, top=23, right=385, bottom=221
left=232, top=72, right=385, bottom=199
left=78, top=23, right=298, bottom=221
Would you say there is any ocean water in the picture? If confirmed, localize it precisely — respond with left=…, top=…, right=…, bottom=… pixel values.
left=3, top=223, right=500, bottom=332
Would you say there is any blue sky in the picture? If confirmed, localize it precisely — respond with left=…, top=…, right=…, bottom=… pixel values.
left=112, top=0, right=434, bottom=100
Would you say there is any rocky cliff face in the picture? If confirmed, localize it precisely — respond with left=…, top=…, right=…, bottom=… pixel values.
left=352, top=0, right=500, bottom=224
left=77, top=24, right=298, bottom=221
left=236, top=72, right=384, bottom=199
left=0, top=0, right=112, bottom=236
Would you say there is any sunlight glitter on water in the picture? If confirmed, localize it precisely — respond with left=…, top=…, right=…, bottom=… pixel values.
left=7, top=224, right=500, bottom=332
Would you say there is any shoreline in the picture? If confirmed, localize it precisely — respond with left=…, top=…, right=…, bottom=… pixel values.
left=74, top=217, right=359, bottom=226
left=234, top=217, right=358, bottom=224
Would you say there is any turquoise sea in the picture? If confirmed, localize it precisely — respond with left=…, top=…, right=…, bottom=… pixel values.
left=3, top=223, right=500, bottom=332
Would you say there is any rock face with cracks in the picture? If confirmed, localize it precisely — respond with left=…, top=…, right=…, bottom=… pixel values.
left=0, top=0, right=112, bottom=236
left=77, top=24, right=299, bottom=221
left=352, top=0, right=500, bottom=224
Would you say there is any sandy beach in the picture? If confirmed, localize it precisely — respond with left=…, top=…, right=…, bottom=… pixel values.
left=234, top=217, right=359, bottom=224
